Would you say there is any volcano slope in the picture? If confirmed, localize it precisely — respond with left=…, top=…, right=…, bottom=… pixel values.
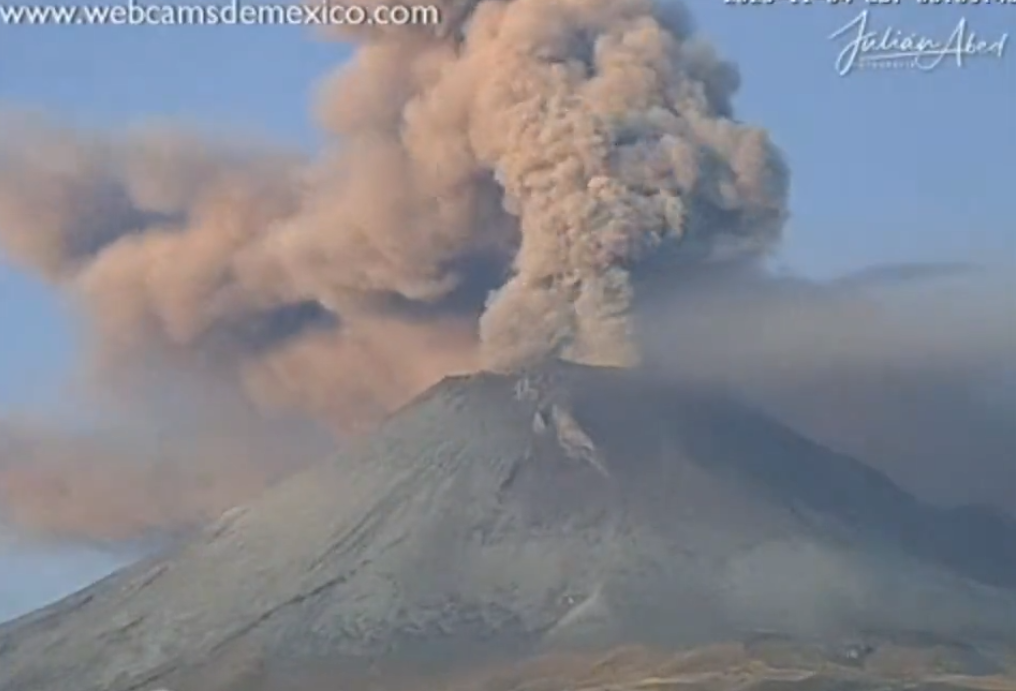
left=0, top=361, right=1014, bottom=691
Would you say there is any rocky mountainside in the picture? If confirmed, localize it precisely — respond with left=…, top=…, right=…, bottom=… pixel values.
left=0, top=362, right=1014, bottom=691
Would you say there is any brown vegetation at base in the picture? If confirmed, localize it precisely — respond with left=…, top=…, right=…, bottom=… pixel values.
left=167, top=642, right=1016, bottom=691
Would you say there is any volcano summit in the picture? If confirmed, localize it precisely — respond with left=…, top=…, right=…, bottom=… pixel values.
left=0, top=362, right=1013, bottom=691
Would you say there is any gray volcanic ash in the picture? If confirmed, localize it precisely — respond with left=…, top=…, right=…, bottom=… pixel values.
left=0, top=0, right=791, bottom=540
left=0, top=362, right=1013, bottom=691
left=0, top=0, right=788, bottom=423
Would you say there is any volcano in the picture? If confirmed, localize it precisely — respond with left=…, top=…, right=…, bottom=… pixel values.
left=0, top=362, right=1014, bottom=691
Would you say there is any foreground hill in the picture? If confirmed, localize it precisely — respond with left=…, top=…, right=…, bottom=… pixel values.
left=0, top=362, right=1014, bottom=691
left=209, top=640, right=1016, bottom=690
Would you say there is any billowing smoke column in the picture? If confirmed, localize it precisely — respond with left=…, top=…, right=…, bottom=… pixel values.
left=0, top=0, right=789, bottom=430
left=322, top=0, right=789, bottom=369
left=0, top=0, right=789, bottom=538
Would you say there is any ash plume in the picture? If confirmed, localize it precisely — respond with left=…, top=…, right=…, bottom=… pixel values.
left=0, top=365, right=333, bottom=543
left=0, top=1, right=789, bottom=539
left=0, top=415, right=329, bottom=544
left=639, top=267, right=1016, bottom=513
left=1, top=0, right=788, bottom=417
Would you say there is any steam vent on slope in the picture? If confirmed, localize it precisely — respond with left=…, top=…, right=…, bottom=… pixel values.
left=1, top=362, right=1015, bottom=691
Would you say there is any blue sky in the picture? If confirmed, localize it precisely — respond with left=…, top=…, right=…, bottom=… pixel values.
left=0, top=533, right=131, bottom=621
left=0, top=1, right=1013, bottom=614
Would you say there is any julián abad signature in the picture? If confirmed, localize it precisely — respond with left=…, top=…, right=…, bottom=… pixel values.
left=830, top=9, right=1008, bottom=76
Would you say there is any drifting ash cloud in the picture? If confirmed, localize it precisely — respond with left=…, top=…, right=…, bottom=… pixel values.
left=0, top=418, right=328, bottom=544
left=0, top=0, right=788, bottom=419
left=0, top=0, right=1010, bottom=542
left=0, top=0, right=789, bottom=541
left=639, top=267, right=1016, bottom=513
left=0, top=371, right=333, bottom=544
left=640, top=266, right=1016, bottom=386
